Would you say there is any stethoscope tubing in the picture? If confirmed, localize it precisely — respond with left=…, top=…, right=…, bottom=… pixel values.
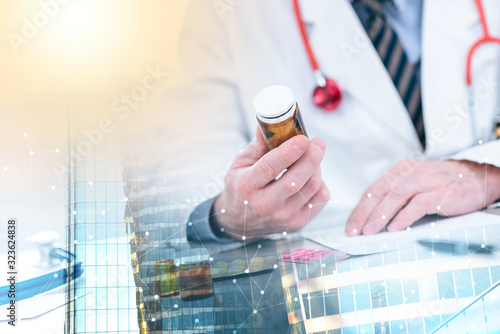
left=0, top=249, right=83, bottom=305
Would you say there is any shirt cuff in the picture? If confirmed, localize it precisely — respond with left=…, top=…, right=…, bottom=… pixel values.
left=186, top=197, right=235, bottom=243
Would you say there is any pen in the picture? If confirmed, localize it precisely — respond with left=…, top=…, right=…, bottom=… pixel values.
left=418, top=239, right=493, bottom=255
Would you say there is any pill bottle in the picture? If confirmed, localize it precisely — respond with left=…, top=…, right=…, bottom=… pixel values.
left=254, top=85, right=308, bottom=150
left=179, top=261, right=213, bottom=301
left=154, top=259, right=179, bottom=297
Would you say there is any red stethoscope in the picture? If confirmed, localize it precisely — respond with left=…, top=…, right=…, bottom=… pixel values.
left=293, top=0, right=500, bottom=113
left=292, top=0, right=342, bottom=111
left=466, top=0, right=500, bottom=87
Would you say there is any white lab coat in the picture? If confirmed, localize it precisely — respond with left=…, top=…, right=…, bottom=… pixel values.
left=145, top=0, right=500, bottom=230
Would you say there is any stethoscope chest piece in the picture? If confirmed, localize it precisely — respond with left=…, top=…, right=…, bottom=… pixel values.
left=313, top=78, right=342, bottom=111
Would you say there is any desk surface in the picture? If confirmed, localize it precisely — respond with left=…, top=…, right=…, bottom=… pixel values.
left=156, top=212, right=500, bottom=333
left=64, top=208, right=500, bottom=334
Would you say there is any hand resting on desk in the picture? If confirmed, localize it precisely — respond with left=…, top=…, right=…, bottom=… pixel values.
left=346, top=160, right=500, bottom=236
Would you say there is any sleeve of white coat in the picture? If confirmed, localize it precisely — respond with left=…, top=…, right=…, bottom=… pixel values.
left=449, top=139, right=500, bottom=168
left=123, top=1, right=249, bottom=243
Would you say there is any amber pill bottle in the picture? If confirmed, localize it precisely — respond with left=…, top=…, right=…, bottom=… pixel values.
left=254, top=85, right=308, bottom=150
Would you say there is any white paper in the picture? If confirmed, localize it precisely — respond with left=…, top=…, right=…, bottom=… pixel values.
left=309, top=211, right=500, bottom=256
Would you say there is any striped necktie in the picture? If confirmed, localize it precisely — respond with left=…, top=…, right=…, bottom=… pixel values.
left=353, top=0, right=426, bottom=147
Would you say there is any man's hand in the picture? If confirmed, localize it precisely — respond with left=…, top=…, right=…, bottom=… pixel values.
left=212, top=128, right=330, bottom=240
left=346, top=160, right=500, bottom=236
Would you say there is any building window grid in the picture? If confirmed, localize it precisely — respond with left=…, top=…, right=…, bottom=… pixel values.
left=308, top=240, right=499, bottom=333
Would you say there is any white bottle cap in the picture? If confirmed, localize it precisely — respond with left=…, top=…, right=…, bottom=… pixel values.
left=254, top=85, right=296, bottom=124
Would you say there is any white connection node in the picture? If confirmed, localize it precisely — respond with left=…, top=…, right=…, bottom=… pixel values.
left=55, top=148, right=60, bottom=153
left=186, top=199, right=190, bottom=203
left=431, top=251, right=436, bottom=257
left=145, top=231, right=149, bottom=236
left=431, top=222, right=435, bottom=227
left=253, top=309, right=257, bottom=314
left=23, top=133, right=28, bottom=137
left=273, top=264, right=278, bottom=269
left=3, top=166, right=7, bottom=171
left=333, top=198, right=339, bottom=203
left=382, top=244, right=387, bottom=249
left=308, top=204, right=313, bottom=208
left=244, top=200, right=248, bottom=205
left=478, top=140, right=483, bottom=144
left=325, top=289, right=329, bottom=294
left=367, top=193, right=372, bottom=198
left=321, top=263, right=326, bottom=268
left=382, top=215, right=386, bottom=220
left=260, top=290, right=265, bottom=295
left=232, top=279, right=237, bottom=284
left=124, top=197, right=128, bottom=201
left=307, top=296, right=311, bottom=300
left=220, top=228, right=225, bottom=232
left=209, top=257, right=213, bottom=262
left=154, top=295, right=159, bottom=300
left=245, top=269, right=250, bottom=274
left=54, top=273, right=58, bottom=278
left=29, top=151, right=34, bottom=155
left=283, top=231, right=287, bottom=236
left=437, top=206, right=441, bottom=210
left=399, top=325, right=404, bottom=330
left=459, top=173, right=463, bottom=178
left=353, top=229, right=358, bottom=233
left=88, top=181, right=93, bottom=186
left=406, top=227, right=411, bottom=231
left=89, top=235, right=93, bottom=240
left=73, top=211, right=77, bottom=215
left=73, top=240, right=78, bottom=244
left=485, top=158, right=489, bottom=163
left=152, top=318, right=156, bottom=322
left=221, top=209, right=225, bottom=213
left=294, top=297, right=299, bottom=302
left=435, top=234, right=439, bottom=239
left=101, top=211, right=106, bottom=215
left=51, top=185, right=55, bottom=190
left=481, top=244, right=485, bottom=248
left=242, top=236, right=246, bottom=240
left=411, top=289, right=415, bottom=294
left=291, top=182, right=296, bottom=187
left=174, top=304, right=178, bottom=308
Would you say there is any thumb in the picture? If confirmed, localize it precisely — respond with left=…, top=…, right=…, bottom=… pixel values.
left=234, top=127, right=269, bottom=167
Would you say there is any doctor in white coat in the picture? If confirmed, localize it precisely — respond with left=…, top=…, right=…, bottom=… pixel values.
left=156, top=0, right=500, bottom=242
